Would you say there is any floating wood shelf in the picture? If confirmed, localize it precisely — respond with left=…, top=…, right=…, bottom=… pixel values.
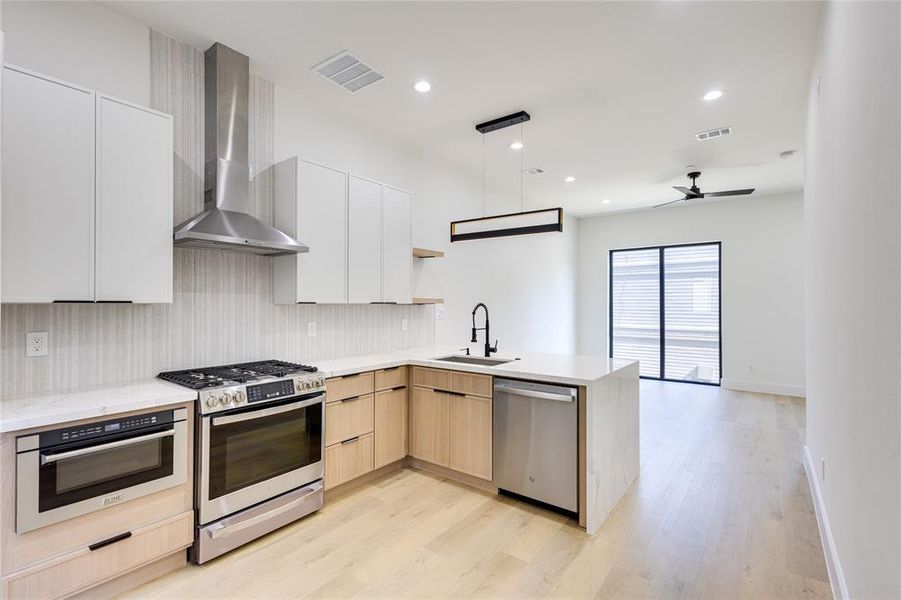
left=412, top=297, right=444, bottom=305
left=413, top=247, right=444, bottom=259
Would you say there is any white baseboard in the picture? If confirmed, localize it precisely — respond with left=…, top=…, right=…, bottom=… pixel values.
left=720, top=378, right=806, bottom=397
left=803, top=445, right=849, bottom=600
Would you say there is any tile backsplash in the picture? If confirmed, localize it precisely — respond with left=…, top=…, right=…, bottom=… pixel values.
left=0, top=31, right=434, bottom=396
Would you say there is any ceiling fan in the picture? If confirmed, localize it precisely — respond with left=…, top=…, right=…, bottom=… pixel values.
left=653, top=171, right=755, bottom=208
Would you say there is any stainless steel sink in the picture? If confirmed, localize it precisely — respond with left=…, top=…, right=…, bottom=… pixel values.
left=433, top=355, right=515, bottom=366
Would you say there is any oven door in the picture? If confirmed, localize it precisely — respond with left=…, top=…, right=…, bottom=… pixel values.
left=16, top=411, right=188, bottom=534
left=199, top=393, right=324, bottom=525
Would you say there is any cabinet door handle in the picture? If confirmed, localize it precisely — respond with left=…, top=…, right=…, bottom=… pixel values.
left=89, top=531, right=132, bottom=551
left=341, top=395, right=362, bottom=403
left=342, top=436, right=360, bottom=445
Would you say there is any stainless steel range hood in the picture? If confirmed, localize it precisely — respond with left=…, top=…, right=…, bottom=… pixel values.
left=174, top=43, right=308, bottom=256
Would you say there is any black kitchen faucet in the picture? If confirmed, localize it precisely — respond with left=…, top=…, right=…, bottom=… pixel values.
left=471, top=303, right=498, bottom=358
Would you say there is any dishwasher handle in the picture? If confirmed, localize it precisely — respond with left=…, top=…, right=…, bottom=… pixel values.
left=493, top=382, right=576, bottom=403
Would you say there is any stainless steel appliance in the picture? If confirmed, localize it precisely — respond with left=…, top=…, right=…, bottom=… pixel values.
left=493, top=378, right=578, bottom=514
left=173, top=43, right=309, bottom=256
left=159, top=360, right=326, bottom=563
left=16, top=408, right=188, bottom=533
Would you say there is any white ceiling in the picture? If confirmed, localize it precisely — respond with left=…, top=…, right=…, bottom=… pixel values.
left=104, top=1, right=821, bottom=216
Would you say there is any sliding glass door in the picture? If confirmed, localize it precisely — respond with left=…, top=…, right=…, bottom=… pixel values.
left=609, top=242, right=721, bottom=385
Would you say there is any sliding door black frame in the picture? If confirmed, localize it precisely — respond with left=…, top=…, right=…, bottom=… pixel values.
left=608, top=241, right=722, bottom=386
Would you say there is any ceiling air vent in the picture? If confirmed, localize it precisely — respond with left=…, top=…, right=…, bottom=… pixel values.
left=312, top=51, right=383, bottom=93
left=522, top=167, right=545, bottom=176
left=696, top=126, right=733, bottom=141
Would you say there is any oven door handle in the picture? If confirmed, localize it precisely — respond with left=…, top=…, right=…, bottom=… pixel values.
left=39, top=429, right=175, bottom=465
left=211, top=395, right=323, bottom=427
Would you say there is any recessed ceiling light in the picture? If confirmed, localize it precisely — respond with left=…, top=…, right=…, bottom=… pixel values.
left=564, top=176, right=576, bottom=183
left=413, top=80, right=431, bottom=93
left=703, top=89, right=724, bottom=101
left=601, top=198, right=611, bottom=204
left=510, top=141, right=523, bottom=150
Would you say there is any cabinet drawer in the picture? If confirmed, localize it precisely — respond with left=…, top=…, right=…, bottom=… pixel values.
left=412, top=367, right=450, bottom=391
left=325, top=433, right=374, bottom=489
left=326, top=371, right=374, bottom=402
left=374, top=366, right=406, bottom=391
left=325, top=393, right=374, bottom=446
left=450, top=372, right=492, bottom=398
left=2, top=511, right=192, bottom=600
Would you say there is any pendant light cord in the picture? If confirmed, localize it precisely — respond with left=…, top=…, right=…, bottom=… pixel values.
left=482, top=134, right=486, bottom=218
left=520, top=122, right=524, bottom=213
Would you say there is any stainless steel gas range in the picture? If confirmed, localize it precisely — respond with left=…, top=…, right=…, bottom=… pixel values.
left=159, top=360, right=326, bottom=563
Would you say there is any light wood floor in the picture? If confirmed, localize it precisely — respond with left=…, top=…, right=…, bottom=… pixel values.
left=121, top=381, right=831, bottom=599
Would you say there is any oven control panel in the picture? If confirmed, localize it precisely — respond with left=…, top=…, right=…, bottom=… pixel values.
left=247, top=379, right=296, bottom=403
left=38, top=409, right=176, bottom=449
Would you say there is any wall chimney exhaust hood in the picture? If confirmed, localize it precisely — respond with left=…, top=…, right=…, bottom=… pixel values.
left=174, top=43, right=309, bottom=256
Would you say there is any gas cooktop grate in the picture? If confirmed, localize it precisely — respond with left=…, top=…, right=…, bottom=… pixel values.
left=158, top=360, right=318, bottom=390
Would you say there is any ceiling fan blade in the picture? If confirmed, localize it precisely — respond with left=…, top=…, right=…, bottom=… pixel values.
left=672, top=186, right=697, bottom=196
left=704, top=188, right=756, bottom=197
left=653, top=197, right=688, bottom=209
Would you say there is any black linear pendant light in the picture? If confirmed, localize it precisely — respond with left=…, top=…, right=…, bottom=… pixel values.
left=450, top=111, right=564, bottom=242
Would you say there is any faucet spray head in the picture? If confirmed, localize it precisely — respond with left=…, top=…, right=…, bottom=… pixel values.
left=471, top=328, right=478, bottom=343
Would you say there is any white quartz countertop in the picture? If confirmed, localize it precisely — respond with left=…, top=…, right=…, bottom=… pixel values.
left=0, top=347, right=636, bottom=433
left=310, top=345, right=636, bottom=386
left=0, top=380, right=198, bottom=433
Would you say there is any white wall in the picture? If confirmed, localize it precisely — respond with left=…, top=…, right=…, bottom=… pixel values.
left=275, top=85, right=578, bottom=354
left=577, top=193, right=805, bottom=395
left=804, top=2, right=900, bottom=598
left=2, top=1, right=150, bottom=105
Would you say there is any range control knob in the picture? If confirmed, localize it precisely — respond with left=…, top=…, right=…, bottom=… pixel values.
left=206, top=397, right=217, bottom=408
left=235, top=390, right=246, bottom=404
left=220, top=392, right=233, bottom=405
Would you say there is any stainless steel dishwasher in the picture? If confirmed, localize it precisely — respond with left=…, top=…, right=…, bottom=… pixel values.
left=493, top=378, right=578, bottom=513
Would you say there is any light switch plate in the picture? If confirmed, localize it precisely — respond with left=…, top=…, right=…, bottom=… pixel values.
left=26, top=332, right=48, bottom=357
left=434, top=305, right=446, bottom=320
left=402, top=318, right=408, bottom=331
left=307, top=322, right=317, bottom=337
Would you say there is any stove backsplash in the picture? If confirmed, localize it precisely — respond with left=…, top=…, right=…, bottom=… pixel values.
left=0, top=31, right=435, bottom=397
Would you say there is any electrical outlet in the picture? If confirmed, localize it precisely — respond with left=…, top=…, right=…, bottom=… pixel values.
left=434, top=305, right=446, bottom=320
left=307, top=322, right=317, bottom=337
left=746, top=364, right=756, bottom=374
left=401, top=318, right=408, bottom=331
left=26, top=332, right=48, bottom=357
left=820, top=457, right=826, bottom=482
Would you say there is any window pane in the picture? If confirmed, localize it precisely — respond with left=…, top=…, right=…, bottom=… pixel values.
left=611, top=249, right=660, bottom=378
left=663, top=245, right=720, bottom=383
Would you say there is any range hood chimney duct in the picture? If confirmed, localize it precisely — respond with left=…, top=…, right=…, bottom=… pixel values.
left=173, top=43, right=308, bottom=256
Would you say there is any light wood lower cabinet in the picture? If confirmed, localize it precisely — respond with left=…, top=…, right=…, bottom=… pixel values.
left=1, top=511, right=192, bottom=599
left=448, top=394, right=492, bottom=480
left=325, top=433, right=374, bottom=489
left=409, top=387, right=450, bottom=467
left=374, top=387, right=407, bottom=468
left=325, top=394, right=374, bottom=446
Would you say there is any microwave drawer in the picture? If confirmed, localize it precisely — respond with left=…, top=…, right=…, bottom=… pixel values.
left=1, top=511, right=193, bottom=599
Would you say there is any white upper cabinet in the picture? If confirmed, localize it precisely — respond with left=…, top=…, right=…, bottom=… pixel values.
left=381, top=186, right=412, bottom=304
left=1, top=66, right=174, bottom=304
left=273, top=158, right=413, bottom=304
left=2, top=66, right=96, bottom=302
left=274, top=158, right=347, bottom=304
left=347, top=175, right=384, bottom=303
left=95, top=95, right=173, bottom=303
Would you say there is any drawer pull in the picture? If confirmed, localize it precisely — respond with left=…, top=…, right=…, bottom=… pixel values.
left=342, top=436, right=360, bottom=445
left=390, top=385, right=406, bottom=392
left=445, top=391, right=466, bottom=397
left=89, top=531, right=132, bottom=551
left=341, top=395, right=362, bottom=403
